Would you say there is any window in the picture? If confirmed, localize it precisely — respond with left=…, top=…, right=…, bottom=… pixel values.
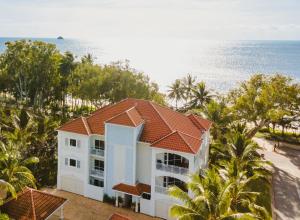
left=70, top=139, right=76, bottom=147
left=70, top=159, right=76, bottom=167
left=142, top=193, right=151, bottom=200
left=163, top=176, right=187, bottom=192
left=95, top=140, right=105, bottom=150
left=90, top=177, right=104, bottom=187
left=94, top=160, right=104, bottom=171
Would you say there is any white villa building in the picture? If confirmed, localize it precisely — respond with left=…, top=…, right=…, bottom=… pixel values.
left=57, top=98, right=211, bottom=219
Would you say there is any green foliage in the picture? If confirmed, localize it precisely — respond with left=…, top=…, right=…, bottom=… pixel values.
left=188, top=82, right=212, bottom=109
left=229, top=74, right=300, bottom=138
left=0, top=107, right=59, bottom=187
left=103, top=194, right=116, bottom=204
left=167, top=74, right=212, bottom=110
left=0, top=141, right=38, bottom=192
left=0, top=40, right=165, bottom=112
left=0, top=40, right=62, bottom=108
left=0, top=213, right=9, bottom=220
left=169, top=169, right=270, bottom=220
left=167, top=79, right=185, bottom=109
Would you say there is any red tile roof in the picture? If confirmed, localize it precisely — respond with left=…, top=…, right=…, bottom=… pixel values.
left=57, top=116, right=90, bottom=135
left=188, top=114, right=212, bottom=130
left=109, top=213, right=131, bottom=220
left=112, top=183, right=151, bottom=196
left=106, top=107, right=144, bottom=127
left=151, top=131, right=201, bottom=154
left=0, top=188, right=67, bottom=220
left=58, top=98, right=211, bottom=154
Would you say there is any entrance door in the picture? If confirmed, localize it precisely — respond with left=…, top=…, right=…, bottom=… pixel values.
left=124, top=194, right=132, bottom=208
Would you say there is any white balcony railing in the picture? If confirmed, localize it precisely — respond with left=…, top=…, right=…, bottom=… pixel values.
left=155, top=185, right=168, bottom=194
left=156, top=162, right=189, bottom=175
left=90, top=169, right=104, bottom=177
left=90, top=148, right=104, bottom=157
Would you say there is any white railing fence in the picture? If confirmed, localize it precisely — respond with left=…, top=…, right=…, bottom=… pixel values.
left=90, top=169, right=104, bottom=177
left=156, top=162, right=189, bottom=175
left=90, top=148, right=104, bottom=157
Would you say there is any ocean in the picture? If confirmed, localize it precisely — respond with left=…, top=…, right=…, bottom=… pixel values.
left=0, top=37, right=299, bottom=92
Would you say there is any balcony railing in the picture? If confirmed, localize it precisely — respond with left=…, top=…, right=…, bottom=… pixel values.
left=155, top=185, right=168, bottom=194
left=90, top=169, right=104, bottom=177
left=90, top=148, right=104, bottom=157
left=156, top=162, right=189, bottom=175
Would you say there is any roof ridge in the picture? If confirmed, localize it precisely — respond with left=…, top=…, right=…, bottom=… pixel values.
left=57, top=116, right=82, bottom=130
left=30, top=188, right=68, bottom=201
left=151, top=130, right=177, bottom=145
left=178, top=131, right=202, bottom=141
left=105, top=106, right=136, bottom=126
left=126, top=107, right=143, bottom=127
left=30, top=189, right=36, bottom=220
left=81, top=117, right=91, bottom=135
left=176, top=131, right=196, bottom=153
left=87, top=98, right=131, bottom=119
left=149, top=101, right=173, bottom=133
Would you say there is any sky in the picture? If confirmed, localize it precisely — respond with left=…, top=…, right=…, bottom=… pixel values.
left=1, top=0, right=300, bottom=40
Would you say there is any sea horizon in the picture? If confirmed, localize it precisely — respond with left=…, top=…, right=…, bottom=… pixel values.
left=1, top=37, right=299, bottom=93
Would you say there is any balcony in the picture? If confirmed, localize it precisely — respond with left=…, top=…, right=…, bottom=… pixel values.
left=90, top=169, right=104, bottom=177
left=156, top=162, right=189, bottom=175
left=90, top=148, right=104, bottom=157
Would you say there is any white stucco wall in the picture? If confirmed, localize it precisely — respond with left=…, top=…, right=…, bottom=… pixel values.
left=136, top=142, right=152, bottom=185
left=57, top=131, right=89, bottom=195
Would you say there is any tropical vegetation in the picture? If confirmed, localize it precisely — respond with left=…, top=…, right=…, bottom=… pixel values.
left=0, top=39, right=299, bottom=219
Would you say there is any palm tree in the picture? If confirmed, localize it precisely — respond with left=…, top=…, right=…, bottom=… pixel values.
left=188, top=82, right=212, bottom=109
left=202, top=99, right=233, bottom=140
left=0, top=109, right=35, bottom=151
left=169, top=169, right=261, bottom=220
left=168, top=79, right=185, bottom=109
left=183, top=74, right=196, bottom=102
left=0, top=141, right=39, bottom=192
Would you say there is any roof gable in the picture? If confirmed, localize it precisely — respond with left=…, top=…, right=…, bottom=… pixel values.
left=106, top=107, right=143, bottom=127
left=151, top=131, right=201, bottom=154
left=58, top=117, right=90, bottom=135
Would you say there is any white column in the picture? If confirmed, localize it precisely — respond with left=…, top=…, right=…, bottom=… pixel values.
left=135, top=197, right=139, bottom=212
left=60, top=206, right=64, bottom=220
left=115, top=192, right=118, bottom=207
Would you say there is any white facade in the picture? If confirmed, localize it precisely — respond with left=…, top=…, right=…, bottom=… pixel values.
left=57, top=123, right=210, bottom=220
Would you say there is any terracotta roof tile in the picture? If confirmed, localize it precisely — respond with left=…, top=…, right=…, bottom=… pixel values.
left=1, top=188, right=67, bottom=220
left=106, top=107, right=143, bottom=127
left=58, top=98, right=211, bottom=154
left=112, top=183, right=151, bottom=196
left=188, top=114, right=212, bottom=130
left=109, top=213, right=131, bottom=220
left=58, top=117, right=90, bottom=135
left=151, top=131, right=201, bottom=154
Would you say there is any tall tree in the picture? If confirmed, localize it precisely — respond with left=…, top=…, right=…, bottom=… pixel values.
left=188, top=82, right=212, bottom=109
left=0, top=40, right=62, bottom=108
left=183, top=74, right=196, bottom=101
left=229, top=74, right=299, bottom=138
left=168, top=79, right=185, bottom=109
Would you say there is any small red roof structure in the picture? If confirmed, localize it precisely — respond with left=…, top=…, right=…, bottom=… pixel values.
left=112, top=183, right=151, bottom=196
left=58, top=98, right=212, bottom=154
left=109, top=213, right=131, bottom=220
left=0, top=188, right=67, bottom=220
